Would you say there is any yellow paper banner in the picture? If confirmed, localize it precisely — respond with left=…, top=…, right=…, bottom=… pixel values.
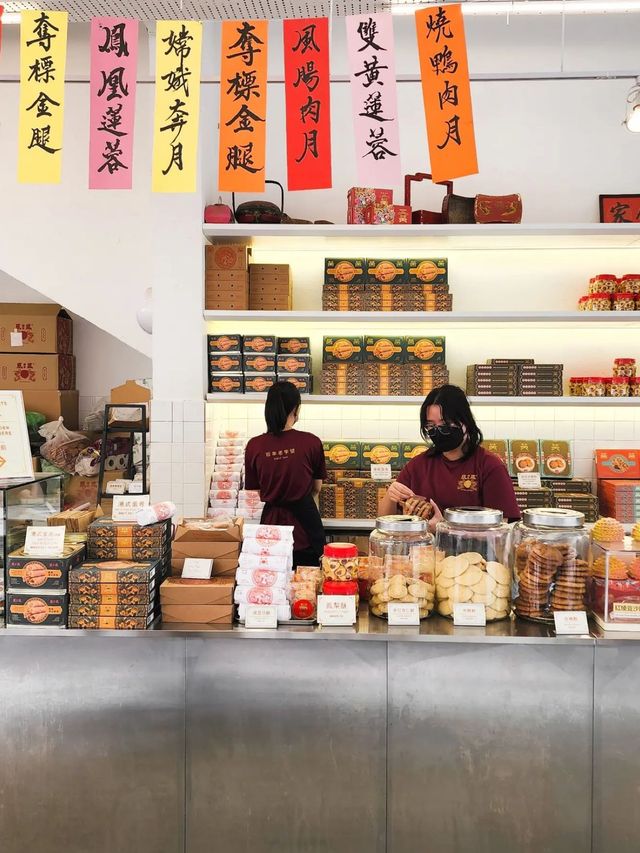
left=152, top=20, right=202, bottom=193
left=18, top=10, right=68, bottom=184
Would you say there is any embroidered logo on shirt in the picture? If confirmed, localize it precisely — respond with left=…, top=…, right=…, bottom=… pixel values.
left=457, top=473, right=478, bottom=492
left=265, top=448, right=296, bottom=460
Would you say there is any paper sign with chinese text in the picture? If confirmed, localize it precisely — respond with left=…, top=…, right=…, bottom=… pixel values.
left=89, top=18, right=138, bottom=190
left=245, top=605, right=278, bottom=629
left=388, top=602, right=420, bottom=626
left=554, top=611, right=589, bottom=635
left=112, top=494, right=150, bottom=521
left=182, top=558, right=213, bottom=579
left=317, top=595, right=357, bottom=626
left=18, top=10, right=68, bottom=184
left=24, top=525, right=65, bottom=557
left=346, top=13, right=401, bottom=187
left=518, top=472, right=542, bottom=490
left=218, top=19, right=268, bottom=193
left=152, top=20, right=202, bottom=193
left=283, top=17, right=332, bottom=191
left=453, top=602, right=486, bottom=626
left=415, top=4, right=478, bottom=183
left=0, top=391, right=34, bottom=479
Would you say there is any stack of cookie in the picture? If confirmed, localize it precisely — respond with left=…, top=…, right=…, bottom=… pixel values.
left=514, top=541, right=588, bottom=620
left=549, top=546, right=589, bottom=612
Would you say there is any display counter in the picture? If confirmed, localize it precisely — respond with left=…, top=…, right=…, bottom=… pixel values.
left=0, top=614, right=637, bottom=853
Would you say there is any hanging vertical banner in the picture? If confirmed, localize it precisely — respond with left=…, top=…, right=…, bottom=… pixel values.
left=283, top=18, right=332, bottom=191
left=18, top=10, right=68, bottom=184
left=415, top=4, right=478, bottom=183
left=89, top=18, right=138, bottom=190
left=345, top=13, right=401, bottom=187
left=0, top=6, right=5, bottom=56
left=218, top=20, right=268, bottom=193
left=152, top=20, right=202, bottom=193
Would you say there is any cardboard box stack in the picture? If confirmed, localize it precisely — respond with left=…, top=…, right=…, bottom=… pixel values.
left=322, top=257, right=452, bottom=313
left=321, top=335, right=448, bottom=396
left=235, top=524, right=294, bottom=623
left=209, top=431, right=246, bottom=518
left=0, top=303, right=78, bottom=428
left=64, top=516, right=172, bottom=628
left=249, top=264, right=292, bottom=310
left=170, top=517, right=243, bottom=578
left=5, top=542, right=86, bottom=629
left=467, top=360, right=564, bottom=397
left=595, top=449, right=640, bottom=524
left=208, top=335, right=313, bottom=396
left=205, top=242, right=251, bottom=311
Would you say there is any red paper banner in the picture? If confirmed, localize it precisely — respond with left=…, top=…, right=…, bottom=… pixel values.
left=0, top=6, right=4, bottom=55
left=415, top=4, right=478, bottom=183
left=283, top=17, right=332, bottom=191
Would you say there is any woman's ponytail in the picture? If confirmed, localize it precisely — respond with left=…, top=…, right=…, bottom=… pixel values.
left=265, top=381, right=302, bottom=435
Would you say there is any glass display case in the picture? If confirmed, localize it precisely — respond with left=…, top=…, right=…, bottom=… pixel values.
left=589, top=537, right=640, bottom=632
left=435, top=507, right=511, bottom=622
left=0, top=474, right=63, bottom=624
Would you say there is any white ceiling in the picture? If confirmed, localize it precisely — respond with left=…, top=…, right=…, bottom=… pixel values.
left=2, top=0, right=594, bottom=21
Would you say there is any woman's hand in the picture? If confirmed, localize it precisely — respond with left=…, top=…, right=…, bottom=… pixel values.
left=428, top=500, right=443, bottom=534
left=386, top=481, right=415, bottom=504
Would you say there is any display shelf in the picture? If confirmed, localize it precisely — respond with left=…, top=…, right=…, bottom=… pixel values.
left=323, top=518, right=376, bottom=530
left=206, top=394, right=639, bottom=406
left=203, top=222, right=640, bottom=250
left=204, top=309, right=640, bottom=326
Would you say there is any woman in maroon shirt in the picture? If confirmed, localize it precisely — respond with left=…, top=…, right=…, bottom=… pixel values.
left=380, top=385, right=520, bottom=531
left=245, top=381, right=327, bottom=567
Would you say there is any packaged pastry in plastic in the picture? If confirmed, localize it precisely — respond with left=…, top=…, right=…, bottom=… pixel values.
left=244, top=524, right=294, bottom=542
left=234, top=586, right=289, bottom=606
left=235, top=567, right=290, bottom=588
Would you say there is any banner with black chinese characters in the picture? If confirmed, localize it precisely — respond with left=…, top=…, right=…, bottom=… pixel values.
left=0, top=6, right=4, bottom=56
left=218, top=19, right=268, bottom=193
left=283, top=17, right=332, bottom=191
left=415, top=4, right=477, bottom=183
left=89, top=18, right=138, bottom=190
left=152, top=20, right=202, bottom=193
left=346, top=13, right=401, bottom=187
left=18, top=10, right=68, bottom=184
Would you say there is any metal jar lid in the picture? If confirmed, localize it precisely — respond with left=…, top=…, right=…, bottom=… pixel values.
left=375, top=515, right=428, bottom=534
left=444, top=507, right=504, bottom=527
left=523, top=508, right=585, bottom=528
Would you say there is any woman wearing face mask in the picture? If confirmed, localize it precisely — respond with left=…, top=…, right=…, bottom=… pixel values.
left=379, top=384, right=520, bottom=532
left=245, top=380, right=327, bottom=567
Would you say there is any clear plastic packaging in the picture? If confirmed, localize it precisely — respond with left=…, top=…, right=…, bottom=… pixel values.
left=435, top=507, right=511, bottom=621
left=322, top=543, right=359, bottom=581
left=368, top=515, right=436, bottom=620
left=512, top=508, right=589, bottom=622
left=589, top=538, right=640, bottom=632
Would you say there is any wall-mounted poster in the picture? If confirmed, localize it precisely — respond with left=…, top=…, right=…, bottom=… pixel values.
left=0, top=391, right=34, bottom=479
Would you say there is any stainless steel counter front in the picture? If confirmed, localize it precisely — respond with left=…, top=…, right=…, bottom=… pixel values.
left=0, top=617, right=635, bottom=853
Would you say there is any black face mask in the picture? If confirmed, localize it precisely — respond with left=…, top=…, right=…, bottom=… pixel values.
left=426, top=424, right=465, bottom=453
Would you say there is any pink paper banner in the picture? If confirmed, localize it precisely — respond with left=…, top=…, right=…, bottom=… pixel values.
left=345, top=13, right=402, bottom=187
left=89, top=18, right=138, bottom=189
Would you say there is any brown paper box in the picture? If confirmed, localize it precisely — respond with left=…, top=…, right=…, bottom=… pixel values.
left=206, top=269, right=250, bottom=283
left=0, top=353, right=76, bottom=390
left=205, top=243, right=251, bottom=271
left=161, top=604, right=234, bottom=624
left=160, top=578, right=234, bottom=605
left=65, top=470, right=122, bottom=508
left=111, top=380, right=151, bottom=406
left=249, top=264, right=290, bottom=276
left=21, top=389, right=79, bottom=429
left=171, top=520, right=242, bottom=574
left=0, top=303, right=73, bottom=354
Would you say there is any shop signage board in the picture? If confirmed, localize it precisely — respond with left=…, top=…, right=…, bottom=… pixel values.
left=18, top=10, right=68, bottom=184
left=415, top=3, right=478, bottom=182
left=317, top=594, right=357, bottom=626
left=152, top=20, right=202, bottom=192
left=24, top=525, right=65, bottom=557
left=218, top=19, right=268, bottom=193
left=283, top=17, right=332, bottom=190
left=89, top=18, right=138, bottom=190
left=244, top=605, right=278, bottom=629
left=345, top=13, right=402, bottom=186
left=0, top=391, right=34, bottom=479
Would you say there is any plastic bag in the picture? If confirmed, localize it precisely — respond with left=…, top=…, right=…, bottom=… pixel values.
left=82, top=398, right=109, bottom=432
left=39, top=418, right=91, bottom=474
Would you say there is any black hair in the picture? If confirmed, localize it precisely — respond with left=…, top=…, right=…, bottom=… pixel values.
left=420, top=384, right=483, bottom=459
left=265, top=381, right=302, bottom=436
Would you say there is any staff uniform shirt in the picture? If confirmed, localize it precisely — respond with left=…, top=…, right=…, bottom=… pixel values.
left=245, top=429, right=327, bottom=551
left=396, top=445, right=521, bottom=519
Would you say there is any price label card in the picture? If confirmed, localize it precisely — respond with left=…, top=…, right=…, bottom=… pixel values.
left=453, top=602, right=487, bottom=627
left=112, top=494, right=150, bottom=521
left=182, top=558, right=213, bottom=580
left=388, top=602, right=420, bottom=626
left=317, top=595, right=357, bottom=626
left=245, top=605, right=278, bottom=629
left=24, top=526, right=66, bottom=557
left=127, top=481, right=144, bottom=494
left=518, top=472, right=542, bottom=489
left=371, top=463, right=392, bottom=482
left=10, top=331, right=23, bottom=347
left=554, top=611, right=589, bottom=635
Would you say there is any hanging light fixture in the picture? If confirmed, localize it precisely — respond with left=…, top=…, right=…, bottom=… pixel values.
left=624, top=78, right=640, bottom=132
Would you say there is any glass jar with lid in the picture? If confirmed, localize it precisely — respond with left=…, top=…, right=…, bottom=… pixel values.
left=368, top=515, right=435, bottom=620
left=512, top=508, right=590, bottom=622
left=434, top=507, right=511, bottom=621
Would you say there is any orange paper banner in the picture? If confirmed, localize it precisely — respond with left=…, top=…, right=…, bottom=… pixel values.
left=218, top=19, right=268, bottom=193
left=415, top=4, right=477, bottom=183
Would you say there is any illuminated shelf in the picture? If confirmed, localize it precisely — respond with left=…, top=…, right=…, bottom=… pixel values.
left=203, top=222, right=640, bottom=250
left=206, top=394, right=639, bottom=406
left=323, top=518, right=376, bottom=530
left=204, top=309, right=640, bottom=326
